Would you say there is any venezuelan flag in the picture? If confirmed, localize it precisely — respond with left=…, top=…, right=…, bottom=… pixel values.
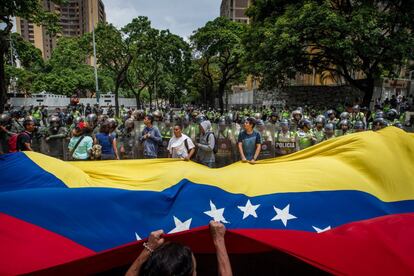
left=0, top=127, right=413, bottom=275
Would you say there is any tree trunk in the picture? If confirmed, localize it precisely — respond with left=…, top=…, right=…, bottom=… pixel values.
left=114, top=82, right=120, bottom=117
left=361, top=77, right=375, bottom=108
left=218, top=82, right=225, bottom=114
left=134, top=92, right=140, bottom=109
left=149, top=88, right=153, bottom=111
left=0, top=41, right=8, bottom=114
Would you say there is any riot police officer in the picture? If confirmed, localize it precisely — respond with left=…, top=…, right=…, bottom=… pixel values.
left=119, top=118, right=136, bottom=159
left=336, top=119, right=352, bottom=136
left=43, top=115, right=67, bottom=159
left=275, top=119, right=296, bottom=156
left=353, top=121, right=365, bottom=132
left=295, top=119, right=316, bottom=151
left=313, top=115, right=325, bottom=143
left=323, top=123, right=336, bottom=140
left=255, top=119, right=273, bottom=160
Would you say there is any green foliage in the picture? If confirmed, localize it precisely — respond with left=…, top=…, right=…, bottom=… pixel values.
left=245, top=0, right=414, bottom=105
left=1, top=0, right=62, bottom=112
left=9, top=33, right=44, bottom=70
left=122, top=16, right=192, bottom=108
left=48, top=36, right=91, bottom=70
left=191, top=17, right=247, bottom=111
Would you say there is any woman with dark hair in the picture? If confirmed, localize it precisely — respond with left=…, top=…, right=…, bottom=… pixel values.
left=126, top=221, right=232, bottom=276
left=68, top=126, right=93, bottom=160
left=94, top=121, right=119, bottom=160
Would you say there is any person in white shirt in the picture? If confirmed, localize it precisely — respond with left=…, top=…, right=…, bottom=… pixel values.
left=167, top=124, right=195, bottom=161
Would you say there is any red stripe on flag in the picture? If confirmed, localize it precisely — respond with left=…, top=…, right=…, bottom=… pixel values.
left=30, top=213, right=414, bottom=276
left=0, top=213, right=95, bottom=275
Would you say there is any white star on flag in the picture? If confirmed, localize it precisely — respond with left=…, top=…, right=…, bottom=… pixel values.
left=312, top=225, right=331, bottom=233
left=135, top=232, right=141, bottom=241
left=204, top=200, right=229, bottom=223
left=168, top=216, right=192, bottom=234
left=271, top=204, right=297, bottom=227
left=238, top=199, right=260, bottom=219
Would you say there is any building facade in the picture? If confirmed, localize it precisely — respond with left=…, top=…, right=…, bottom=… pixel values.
left=16, top=0, right=106, bottom=60
left=220, top=0, right=250, bottom=24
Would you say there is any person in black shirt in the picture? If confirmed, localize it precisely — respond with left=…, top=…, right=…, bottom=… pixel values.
left=16, top=119, right=35, bottom=151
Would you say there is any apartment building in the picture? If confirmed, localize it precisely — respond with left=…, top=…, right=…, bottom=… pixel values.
left=16, top=0, right=106, bottom=60
left=220, top=0, right=250, bottom=24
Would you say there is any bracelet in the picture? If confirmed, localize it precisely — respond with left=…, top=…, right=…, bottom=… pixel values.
left=143, top=242, right=154, bottom=254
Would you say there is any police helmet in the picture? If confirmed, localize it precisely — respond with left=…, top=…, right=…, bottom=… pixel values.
left=299, top=119, right=312, bottom=129
left=373, top=117, right=388, bottom=127
left=280, top=119, right=289, bottom=127
left=386, top=109, right=398, bottom=121
left=315, top=115, right=326, bottom=125
left=86, top=113, right=97, bottom=123
left=196, top=114, right=207, bottom=124
left=375, top=111, right=384, bottom=119
left=326, top=110, right=335, bottom=117
left=339, top=119, right=351, bottom=127
left=48, top=115, right=61, bottom=124
left=153, top=110, right=163, bottom=118
left=0, top=113, right=11, bottom=125
left=218, top=117, right=226, bottom=126
left=256, top=119, right=265, bottom=127
left=324, top=123, right=334, bottom=131
left=340, top=112, right=350, bottom=120
left=107, top=118, right=118, bottom=128
left=354, top=121, right=365, bottom=130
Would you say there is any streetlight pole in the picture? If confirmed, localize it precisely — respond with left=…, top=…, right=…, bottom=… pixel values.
left=92, top=7, right=99, bottom=104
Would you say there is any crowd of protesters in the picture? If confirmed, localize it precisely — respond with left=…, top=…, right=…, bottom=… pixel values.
left=0, top=94, right=412, bottom=167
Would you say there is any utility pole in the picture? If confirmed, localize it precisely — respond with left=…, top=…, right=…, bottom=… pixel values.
left=92, top=7, right=99, bottom=104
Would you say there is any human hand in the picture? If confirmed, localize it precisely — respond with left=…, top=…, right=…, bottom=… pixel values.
left=146, top=229, right=165, bottom=252
left=45, top=137, right=50, bottom=141
left=249, top=159, right=256, bottom=164
left=183, top=156, right=190, bottom=161
left=241, top=158, right=247, bottom=163
left=209, top=220, right=226, bottom=243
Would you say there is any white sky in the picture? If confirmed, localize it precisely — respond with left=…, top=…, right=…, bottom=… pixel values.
left=103, top=0, right=222, bottom=39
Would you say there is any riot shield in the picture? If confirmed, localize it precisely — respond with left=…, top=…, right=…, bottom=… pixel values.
left=158, top=122, right=173, bottom=158
left=257, top=124, right=275, bottom=160
left=134, top=121, right=145, bottom=159
left=274, top=130, right=296, bottom=157
left=40, top=136, right=65, bottom=159
left=119, top=129, right=137, bottom=160
left=215, top=123, right=235, bottom=167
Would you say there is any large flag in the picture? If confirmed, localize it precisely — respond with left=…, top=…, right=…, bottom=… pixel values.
left=0, top=127, right=413, bottom=275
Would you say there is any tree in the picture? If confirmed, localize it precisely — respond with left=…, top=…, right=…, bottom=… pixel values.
left=123, top=17, right=158, bottom=109
left=4, top=33, right=44, bottom=95
left=191, top=17, right=247, bottom=112
left=1, top=0, right=61, bottom=112
left=25, top=35, right=107, bottom=97
left=245, top=0, right=414, bottom=107
left=95, top=23, right=133, bottom=116
left=124, top=17, right=192, bottom=109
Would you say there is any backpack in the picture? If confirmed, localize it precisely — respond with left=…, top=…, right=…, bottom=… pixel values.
left=90, top=144, right=102, bottom=160
left=7, top=134, right=18, bottom=153
left=207, top=132, right=218, bottom=154
left=8, top=132, right=30, bottom=153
